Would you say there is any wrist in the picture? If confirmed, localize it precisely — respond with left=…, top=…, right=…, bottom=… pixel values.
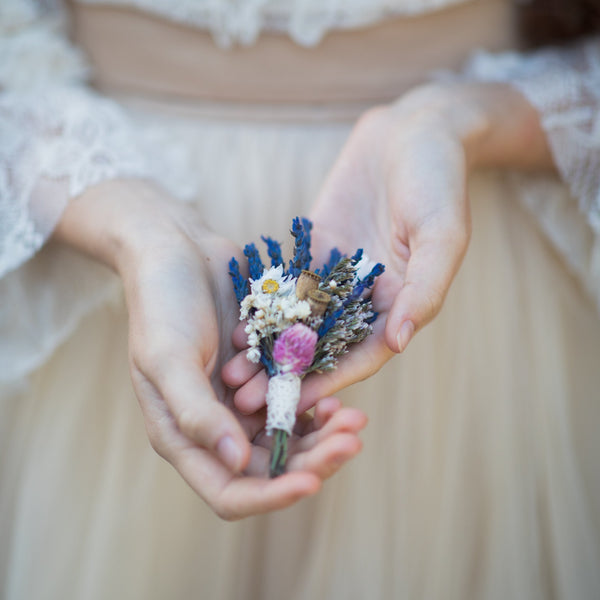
left=52, top=179, right=185, bottom=274
left=391, top=82, right=554, bottom=171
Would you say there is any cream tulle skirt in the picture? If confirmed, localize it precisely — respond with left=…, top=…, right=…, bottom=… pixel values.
left=2, top=101, right=600, bottom=600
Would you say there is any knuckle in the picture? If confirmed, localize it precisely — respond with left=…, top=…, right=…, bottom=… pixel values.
left=134, top=347, right=168, bottom=381
left=176, top=408, right=206, bottom=441
left=422, top=287, right=445, bottom=322
left=146, top=426, right=170, bottom=460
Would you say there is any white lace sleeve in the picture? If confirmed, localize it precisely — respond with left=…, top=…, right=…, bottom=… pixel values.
left=464, top=37, right=600, bottom=235
left=0, top=0, right=150, bottom=384
left=462, top=37, right=600, bottom=311
left=0, top=0, right=149, bottom=279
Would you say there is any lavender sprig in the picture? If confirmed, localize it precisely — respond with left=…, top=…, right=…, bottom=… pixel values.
left=347, top=262, right=385, bottom=302
left=359, top=263, right=385, bottom=290
left=351, top=248, right=363, bottom=265
left=228, top=258, right=248, bottom=304
left=261, top=236, right=284, bottom=269
left=244, top=243, right=264, bottom=280
left=288, top=217, right=313, bottom=277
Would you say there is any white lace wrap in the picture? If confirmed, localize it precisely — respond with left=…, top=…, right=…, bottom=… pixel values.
left=265, top=373, right=301, bottom=435
left=463, top=36, right=600, bottom=310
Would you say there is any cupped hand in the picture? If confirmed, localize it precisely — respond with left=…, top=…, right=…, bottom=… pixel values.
left=227, top=84, right=473, bottom=412
left=227, top=81, right=552, bottom=413
left=55, top=180, right=367, bottom=519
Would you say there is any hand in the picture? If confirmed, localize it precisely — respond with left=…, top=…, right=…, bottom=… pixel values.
left=226, top=82, right=553, bottom=412
left=53, top=180, right=367, bottom=519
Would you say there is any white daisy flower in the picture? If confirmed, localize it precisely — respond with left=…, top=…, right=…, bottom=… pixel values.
left=250, top=265, right=296, bottom=298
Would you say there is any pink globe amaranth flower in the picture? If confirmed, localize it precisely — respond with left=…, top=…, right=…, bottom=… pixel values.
left=273, top=323, right=318, bottom=376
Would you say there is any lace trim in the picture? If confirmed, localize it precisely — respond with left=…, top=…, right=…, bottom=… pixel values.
left=77, top=0, right=468, bottom=47
left=463, top=37, right=600, bottom=237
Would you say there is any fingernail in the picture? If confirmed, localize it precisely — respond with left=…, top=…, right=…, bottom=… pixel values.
left=216, top=435, right=242, bottom=472
left=397, top=320, right=415, bottom=353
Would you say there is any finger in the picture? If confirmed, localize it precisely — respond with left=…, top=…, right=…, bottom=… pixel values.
left=385, top=225, right=469, bottom=353
left=244, top=427, right=363, bottom=481
left=221, top=350, right=263, bottom=388
left=287, top=432, right=363, bottom=480
left=294, top=407, right=368, bottom=452
left=244, top=403, right=366, bottom=473
left=172, top=443, right=321, bottom=520
left=233, top=369, right=269, bottom=414
left=313, top=396, right=341, bottom=429
left=232, top=321, right=249, bottom=350
left=153, top=359, right=251, bottom=473
left=215, top=473, right=322, bottom=520
left=298, top=397, right=341, bottom=435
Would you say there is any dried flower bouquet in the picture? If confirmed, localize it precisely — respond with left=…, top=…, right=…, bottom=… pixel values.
left=229, top=217, right=384, bottom=477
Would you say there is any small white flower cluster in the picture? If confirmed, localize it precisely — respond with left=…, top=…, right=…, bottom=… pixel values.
left=240, top=266, right=311, bottom=363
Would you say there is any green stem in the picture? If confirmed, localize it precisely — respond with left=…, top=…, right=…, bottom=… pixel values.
left=269, top=429, right=289, bottom=478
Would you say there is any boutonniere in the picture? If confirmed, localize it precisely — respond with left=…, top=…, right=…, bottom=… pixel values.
left=229, top=218, right=384, bottom=477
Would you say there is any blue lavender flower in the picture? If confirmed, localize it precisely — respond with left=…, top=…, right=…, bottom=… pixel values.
left=360, top=263, right=385, bottom=290
left=228, top=257, right=248, bottom=304
left=350, top=248, right=363, bottom=265
left=317, top=308, right=343, bottom=338
left=346, top=262, right=386, bottom=303
left=288, top=217, right=313, bottom=277
left=244, top=243, right=265, bottom=280
left=261, top=236, right=284, bottom=268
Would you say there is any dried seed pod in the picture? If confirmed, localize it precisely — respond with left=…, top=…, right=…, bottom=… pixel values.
left=307, top=289, right=331, bottom=317
left=295, top=270, right=321, bottom=300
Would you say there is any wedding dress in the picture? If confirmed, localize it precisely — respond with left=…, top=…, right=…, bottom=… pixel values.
left=1, top=1, right=600, bottom=598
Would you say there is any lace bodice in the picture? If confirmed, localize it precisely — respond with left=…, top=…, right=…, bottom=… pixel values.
left=76, top=0, right=468, bottom=47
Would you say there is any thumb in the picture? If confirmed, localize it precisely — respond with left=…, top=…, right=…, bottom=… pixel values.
left=156, top=361, right=251, bottom=472
left=385, top=226, right=469, bottom=353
